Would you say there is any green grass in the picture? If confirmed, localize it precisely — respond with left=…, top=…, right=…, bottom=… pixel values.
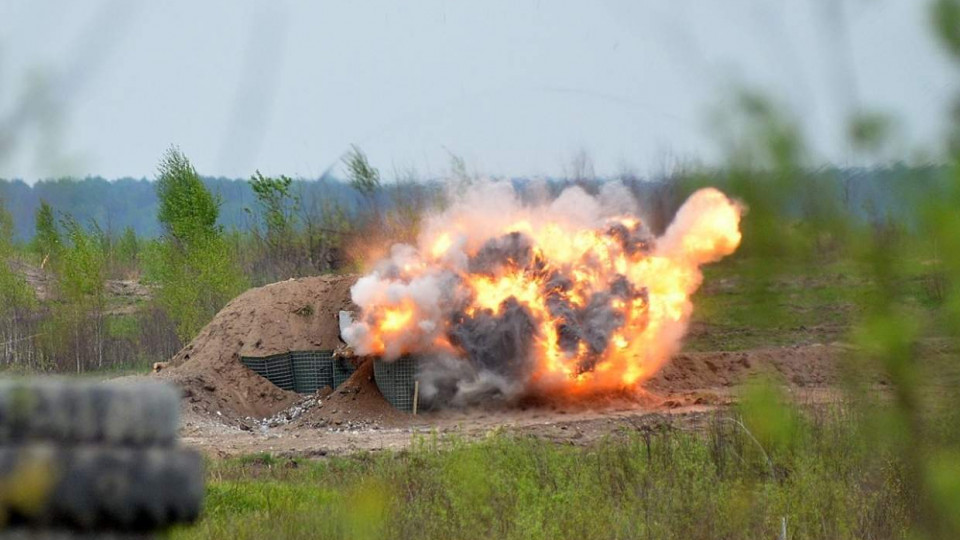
left=165, top=227, right=960, bottom=539
left=684, top=254, right=950, bottom=352
left=171, top=408, right=916, bottom=540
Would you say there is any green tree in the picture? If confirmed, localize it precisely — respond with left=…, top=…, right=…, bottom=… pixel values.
left=247, top=170, right=299, bottom=252
left=58, top=216, right=107, bottom=371
left=33, top=200, right=61, bottom=268
left=0, top=197, right=35, bottom=316
left=0, top=197, right=35, bottom=368
left=112, top=226, right=139, bottom=277
left=148, top=148, right=245, bottom=341
left=343, top=145, right=381, bottom=198
left=156, top=147, right=220, bottom=243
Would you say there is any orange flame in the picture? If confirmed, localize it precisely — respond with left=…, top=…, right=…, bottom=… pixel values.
left=347, top=187, right=742, bottom=395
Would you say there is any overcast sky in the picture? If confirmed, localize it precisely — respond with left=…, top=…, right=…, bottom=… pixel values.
left=0, top=0, right=955, bottom=182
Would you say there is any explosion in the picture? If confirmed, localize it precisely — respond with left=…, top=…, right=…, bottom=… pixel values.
left=342, top=181, right=742, bottom=406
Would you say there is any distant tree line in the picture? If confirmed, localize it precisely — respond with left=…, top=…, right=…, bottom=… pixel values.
left=0, top=145, right=444, bottom=373
left=0, top=145, right=949, bottom=375
left=0, top=163, right=945, bottom=241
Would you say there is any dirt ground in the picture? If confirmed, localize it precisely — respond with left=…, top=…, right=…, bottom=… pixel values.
left=154, top=274, right=358, bottom=419
left=173, top=344, right=847, bottom=459
left=180, top=393, right=846, bottom=459
left=137, top=274, right=857, bottom=459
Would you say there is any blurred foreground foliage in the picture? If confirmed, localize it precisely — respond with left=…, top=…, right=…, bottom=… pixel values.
left=667, top=3, right=960, bottom=534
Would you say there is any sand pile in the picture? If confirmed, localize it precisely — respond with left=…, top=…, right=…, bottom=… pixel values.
left=647, top=344, right=840, bottom=392
left=154, top=267, right=844, bottom=426
left=156, top=274, right=359, bottom=420
left=293, top=359, right=409, bottom=429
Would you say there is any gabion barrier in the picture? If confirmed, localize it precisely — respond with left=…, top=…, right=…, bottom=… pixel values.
left=241, top=351, right=352, bottom=394
left=243, top=350, right=420, bottom=413
left=332, top=356, right=357, bottom=388
left=240, top=353, right=296, bottom=392
left=373, top=356, right=418, bottom=412
left=291, top=351, right=334, bottom=394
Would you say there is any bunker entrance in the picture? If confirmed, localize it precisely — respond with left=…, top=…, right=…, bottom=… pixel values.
left=241, top=351, right=357, bottom=394
left=242, top=351, right=420, bottom=413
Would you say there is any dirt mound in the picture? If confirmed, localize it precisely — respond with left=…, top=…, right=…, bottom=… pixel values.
left=292, top=359, right=409, bottom=429
left=155, top=274, right=359, bottom=420
left=647, top=344, right=840, bottom=392
left=155, top=269, right=842, bottom=427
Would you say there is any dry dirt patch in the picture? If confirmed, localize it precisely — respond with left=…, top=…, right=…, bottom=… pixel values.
left=175, top=344, right=845, bottom=458
left=135, top=273, right=847, bottom=458
left=154, top=274, right=358, bottom=420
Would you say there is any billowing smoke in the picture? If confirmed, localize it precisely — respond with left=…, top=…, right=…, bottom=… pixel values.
left=341, top=181, right=742, bottom=408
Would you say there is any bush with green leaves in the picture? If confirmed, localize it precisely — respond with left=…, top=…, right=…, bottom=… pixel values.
left=56, top=216, right=107, bottom=371
left=111, top=225, right=140, bottom=277
left=32, top=200, right=61, bottom=268
left=248, top=170, right=299, bottom=247
left=242, top=170, right=307, bottom=281
left=147, top=147, right=246, bottom=342
left=0, top=199, right=36, bottom=317
left=0, top=197, right=37, bottom=368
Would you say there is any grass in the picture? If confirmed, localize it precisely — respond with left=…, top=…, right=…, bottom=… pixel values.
left=684, top=253, right=950, bottom=352
left=170, top=407, right=919, bottom=540
left=163, top=241, right=960, bottom=540
left=684, top=257, right=867, bottom=351
left=195, top=236, right=960, bottom=538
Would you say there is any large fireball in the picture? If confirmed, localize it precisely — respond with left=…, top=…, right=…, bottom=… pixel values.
left=343, top=182, right=742, bottom=404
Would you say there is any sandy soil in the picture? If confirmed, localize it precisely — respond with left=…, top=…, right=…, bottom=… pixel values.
left=179, top=385, right=843, bottom=459
left=137, top=274, right=855, bottom=459
left=173, top=343, right=847, bottom=459
left=154, top=274, right=358, bottom=419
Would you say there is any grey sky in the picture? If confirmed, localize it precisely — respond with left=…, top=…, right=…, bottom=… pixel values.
left=0, top=1, right=955, bottom=182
